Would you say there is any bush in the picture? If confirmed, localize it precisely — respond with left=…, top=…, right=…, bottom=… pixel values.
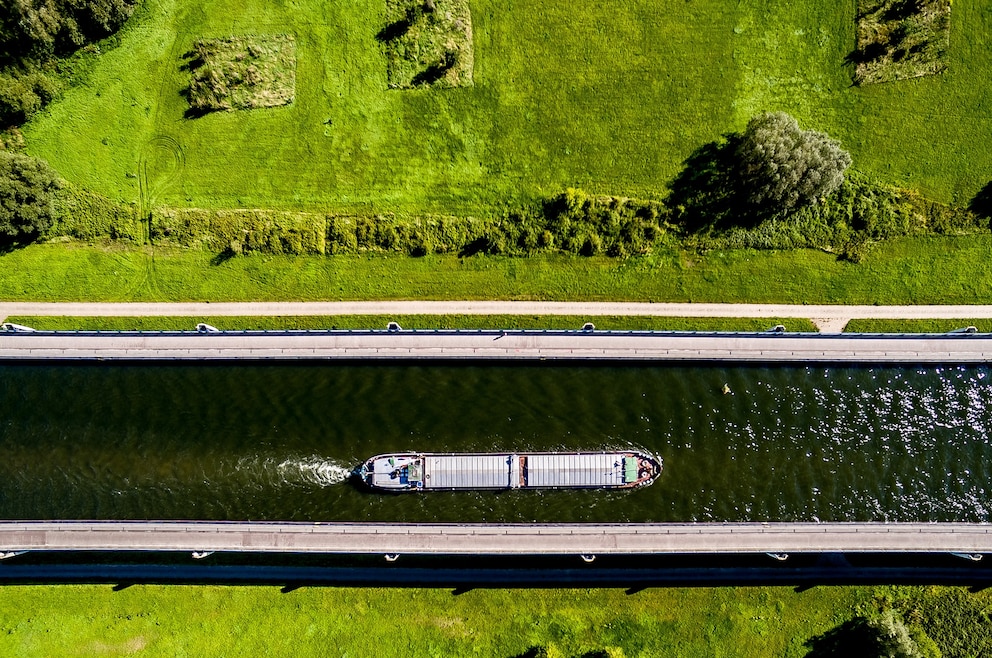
left=0, top=151, right=60, bottom=246
left=530, top=190, right=667, bottom=257
left=736, top=111, right=852, bottom=219
left=49, top=181, right=141, bottom=242
left=806, top=612, right=930, bottom=658
left=151, top=207, right=326, bottom=255
left=184, top=35, right=296, bottom=115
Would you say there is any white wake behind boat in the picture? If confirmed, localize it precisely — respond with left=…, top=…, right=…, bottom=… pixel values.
left=357, top=451, right=661, bottom=492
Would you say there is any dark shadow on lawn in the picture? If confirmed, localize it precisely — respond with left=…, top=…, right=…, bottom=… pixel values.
left=210, top=247, right=238, bottom=265
left=844, top=41, right=887, bottom=68
left=458, top=236, right=491, bottom=258
left=411, top=51, right=457, bottom=86
left=666, top=133, right=757, bottom=233
left=376, top=18, right=413, bottom=42
left=0, top=235, right=41, bottom=254
left=969, top=180, right=992, bottom=221
left=804, top=618, right=892, bottom=658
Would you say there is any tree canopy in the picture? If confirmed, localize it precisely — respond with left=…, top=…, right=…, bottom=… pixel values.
left=0, top=151, right=60, bottom=246
left=0, top=0, right=137, bottom=64
left=667, top=111, right=853, bottom=231
left=736, top=111, right=852, bottom=217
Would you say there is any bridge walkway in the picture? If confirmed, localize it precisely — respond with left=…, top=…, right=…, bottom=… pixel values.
left=3, top=522, right=992, bottom=556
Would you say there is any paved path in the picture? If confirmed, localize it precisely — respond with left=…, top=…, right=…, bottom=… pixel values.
left=3, top=302, right=992, bottom=332
left=2, top=330, right=992, bottom=362
left=3, top=522, right=992, bottom=555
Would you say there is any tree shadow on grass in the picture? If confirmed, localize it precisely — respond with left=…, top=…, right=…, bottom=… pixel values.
left=210, top=247, right=238, bottom=265
left=969, top=180, right=992, bottom=222
left=666, top=133, right=757, bottom=233
left=804, top=619, right=881, bottom=657
left=0, top=233, right=41, bottom=254
left=458, top=236, right=491, bottom=257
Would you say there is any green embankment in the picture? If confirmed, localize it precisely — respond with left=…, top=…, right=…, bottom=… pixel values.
left=23, top=0, right=992, bottom=215
left=4, top=315, right=818, bottom=332
left=2, top=236, right=992, bottom=304
left=3, top=585, right=987, bottom=657
left=847, top=318, right=992, bottom=333
left=0, top=585, right=864, bottom=657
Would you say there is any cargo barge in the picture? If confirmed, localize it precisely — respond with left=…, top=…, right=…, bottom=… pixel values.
left=357, top=451, right=661, bottom=492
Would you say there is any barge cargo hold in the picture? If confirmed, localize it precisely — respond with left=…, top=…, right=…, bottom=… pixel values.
left=357, top=452, right=661, bottom=492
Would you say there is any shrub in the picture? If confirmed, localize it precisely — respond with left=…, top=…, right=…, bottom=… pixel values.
left=736, top=111, right=852, bottom=219
left=49, top=181, right=141, bottom=242
left=151, top=207, right=325, bottom=254
left=0, top=70, right=60, bottom=125
left=379, top=0, right=474, bottom=89
left=326, top=216, right=358, bottom=254
left=0, top=0, right=136, bottom=127
left=0, top=151, right=60, bottom=246
left=854, top=0, right=951, bottom=85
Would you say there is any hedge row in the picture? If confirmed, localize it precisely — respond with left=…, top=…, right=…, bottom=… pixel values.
left=50, top=177, right=990, bottom=260
left=148, top=193, right=671, bottom=257
left=690, top=172, right=987, bottom=260
left=151, top=207, right=327, bottom=254
left=48, top=182, right=142, bottom=242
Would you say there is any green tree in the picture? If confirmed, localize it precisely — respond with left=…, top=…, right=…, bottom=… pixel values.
left=735, top=111, right=852, bottom=218
left=805, top=612, right=933, bottom=658
left=0, top=151, right=60, bottom=245
left=868, top=610, right=928, bottom=658
left=1, top=0, right=136, bottom=63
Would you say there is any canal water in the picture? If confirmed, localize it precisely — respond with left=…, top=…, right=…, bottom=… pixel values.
left=0, top=363, right=989, bottom=523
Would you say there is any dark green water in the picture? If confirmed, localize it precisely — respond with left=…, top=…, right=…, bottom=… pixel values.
left=0, top=363, right=990, bottom=523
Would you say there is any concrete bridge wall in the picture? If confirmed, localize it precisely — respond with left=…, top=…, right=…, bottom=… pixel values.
left=3, top=522, right=992, bottom=556
left=2, top=329, right=992, bottom=362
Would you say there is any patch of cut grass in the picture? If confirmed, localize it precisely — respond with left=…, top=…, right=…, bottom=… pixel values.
left=379, top=0, right=473, bottom=88
left=184, top=34, right=296, bottom=114
left=854, top=0, right=950, bottom=85
left=4, top=315, right=818, bottom=332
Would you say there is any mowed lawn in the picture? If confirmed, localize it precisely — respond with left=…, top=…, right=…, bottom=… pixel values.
left=23, top=0, right=992, bottom=216
left=0, top=236, right=990, bottom=303
left=0, top=584, right=866, bottom=657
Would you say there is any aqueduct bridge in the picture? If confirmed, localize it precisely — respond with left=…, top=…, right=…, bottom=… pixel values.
left=4, top=330, right=992, bottom=565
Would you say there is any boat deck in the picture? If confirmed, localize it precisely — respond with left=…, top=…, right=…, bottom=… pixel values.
left=360, top=452, right=659, bottom=491
left=425, top=454, right=513, bottom=489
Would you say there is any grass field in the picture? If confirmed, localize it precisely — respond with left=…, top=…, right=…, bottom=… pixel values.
left=846, top=318, right=992, bottom=333
left=3, top=315, right=819, bottom=332
left=3, top=236, right=992, bottom=304
left=5, top=584, right=988, bottom=657
left=0, top=584, right=869, bottom=657
left=22, top=0, right=992, bottom=217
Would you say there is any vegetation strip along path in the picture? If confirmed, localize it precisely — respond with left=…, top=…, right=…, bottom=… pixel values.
left=5, top=302, right=992, bottom=333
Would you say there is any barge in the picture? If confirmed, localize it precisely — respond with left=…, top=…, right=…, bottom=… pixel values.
left=357, top=451, right=661, bottom=492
